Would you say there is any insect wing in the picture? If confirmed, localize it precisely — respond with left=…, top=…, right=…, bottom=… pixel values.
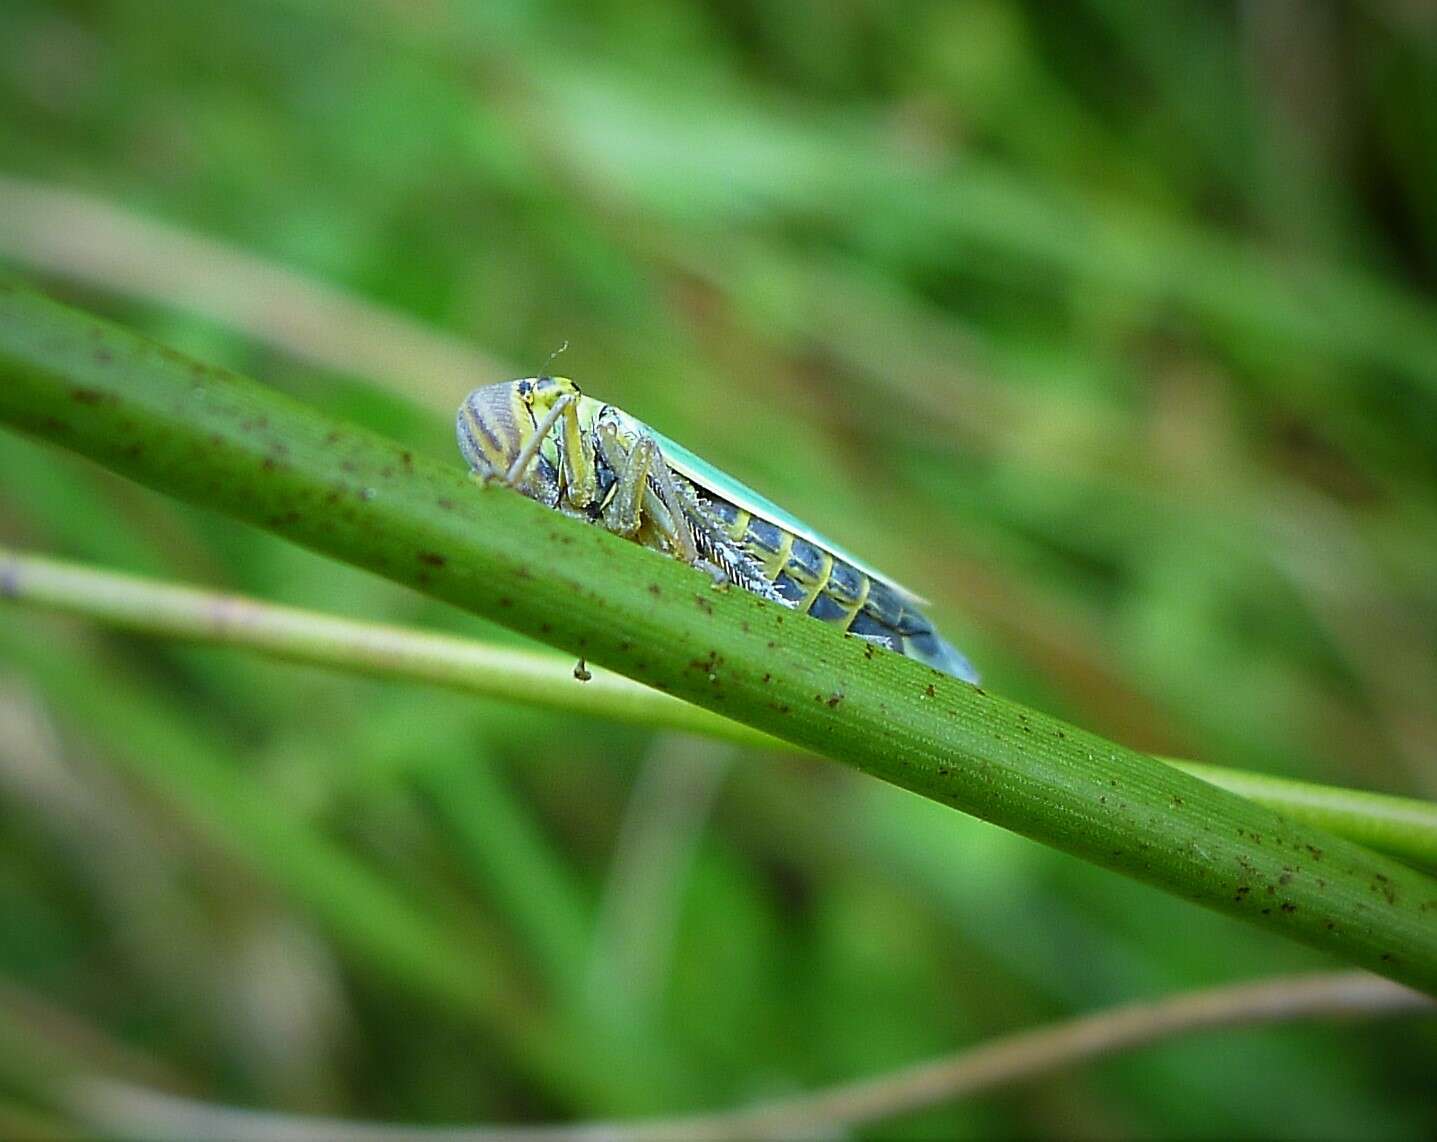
left=649, top=426, right=929, bottom=606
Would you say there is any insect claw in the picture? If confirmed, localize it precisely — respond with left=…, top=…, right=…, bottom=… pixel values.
left=573, top=658, right=592, bottom=682
left=695, top=559, right=731, bottom=589
left=466, top=463, right=509, bottom=489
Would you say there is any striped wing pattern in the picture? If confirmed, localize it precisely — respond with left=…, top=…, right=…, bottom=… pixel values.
left=651, top=433, right=978, bottom=683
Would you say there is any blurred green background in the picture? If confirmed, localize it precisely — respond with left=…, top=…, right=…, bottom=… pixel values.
left=2, top=0, right=1436, bottom=1137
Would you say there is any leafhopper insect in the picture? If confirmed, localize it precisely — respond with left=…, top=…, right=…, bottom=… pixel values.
left=457, top=376, right=979, bottom=683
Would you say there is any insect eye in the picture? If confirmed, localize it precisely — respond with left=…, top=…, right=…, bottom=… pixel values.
left=517, top=379, right=534, bottom=405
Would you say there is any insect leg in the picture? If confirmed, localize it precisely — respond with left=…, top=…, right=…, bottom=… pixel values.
left=594, top=427, right=656, bottom=536
left=556, top=398, right=597, bottom=509
left=503, top=393, right=574, bottom=487
left=641, top=445, right=701, bottom=564
left=593, top=420, right=700, bottom=563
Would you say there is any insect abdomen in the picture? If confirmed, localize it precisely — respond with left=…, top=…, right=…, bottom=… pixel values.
left=698, top=493, right=979, bottom=683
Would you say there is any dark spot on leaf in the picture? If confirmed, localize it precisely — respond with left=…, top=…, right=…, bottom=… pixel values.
left=437, top=498, right=455, bottom=510
left=924, top=684, right=936, bottom=698
left=72, top=387, right=105, bottom=404
left=648, top=584, right=662, bottom=597
left=688, top=650, right=722, bottom=674
left=418, top=552, right=446, bottom=568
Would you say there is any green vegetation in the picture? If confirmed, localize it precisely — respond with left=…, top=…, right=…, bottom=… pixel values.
left=1, top=2, right=1435, bottom=1137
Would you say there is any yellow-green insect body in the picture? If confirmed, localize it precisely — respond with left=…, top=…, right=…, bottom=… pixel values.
left=457, top=376, right=978, bottom=683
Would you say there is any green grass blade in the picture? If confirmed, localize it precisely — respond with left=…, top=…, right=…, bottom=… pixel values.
left=2, top=281, right=1436, bottom=995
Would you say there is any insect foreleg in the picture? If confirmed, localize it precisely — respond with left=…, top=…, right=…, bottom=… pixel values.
left=557, top=400, right=597, bottom=508
left=503, top=393, right=573, bottom=487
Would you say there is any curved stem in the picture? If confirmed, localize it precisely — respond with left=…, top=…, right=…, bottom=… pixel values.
left=64, top=972, right=1433, bottom=1140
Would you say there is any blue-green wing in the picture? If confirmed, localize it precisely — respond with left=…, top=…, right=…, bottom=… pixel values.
left=651, top=427, right=929, bottom=606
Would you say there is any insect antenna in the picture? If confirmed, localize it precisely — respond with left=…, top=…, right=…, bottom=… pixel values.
left=536, top=340, right=569, bottom=379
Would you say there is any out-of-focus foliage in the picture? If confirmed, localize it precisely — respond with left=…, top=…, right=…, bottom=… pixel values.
left=0, top=1, right=1434, bottom=1137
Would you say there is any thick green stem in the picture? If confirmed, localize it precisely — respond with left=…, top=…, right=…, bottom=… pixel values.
left=4, top=547, right=1435, bottom=868
left=2, top=281, right=1436, bottom=994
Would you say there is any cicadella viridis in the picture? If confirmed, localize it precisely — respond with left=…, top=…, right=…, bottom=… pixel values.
left=457, top=375, right=979, bottom=683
